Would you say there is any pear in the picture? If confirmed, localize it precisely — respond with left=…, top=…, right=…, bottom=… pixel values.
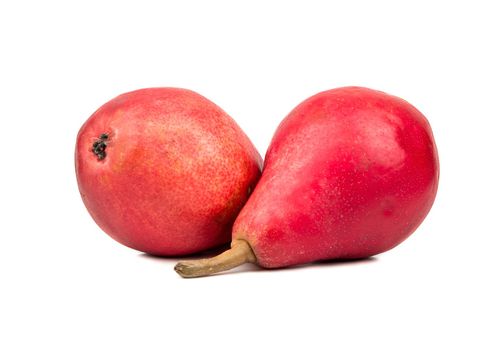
left=175, top=86, right=439, bottom=277
left=76, top=88, right=262, bottom=256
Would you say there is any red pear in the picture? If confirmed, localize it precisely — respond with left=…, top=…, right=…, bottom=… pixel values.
left=76, top=88, right=262, bottom=256
left=175, top=87, right=439, bottom=277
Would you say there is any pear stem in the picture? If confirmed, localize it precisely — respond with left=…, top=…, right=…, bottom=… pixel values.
left=174, top=240, right=256, bottom=278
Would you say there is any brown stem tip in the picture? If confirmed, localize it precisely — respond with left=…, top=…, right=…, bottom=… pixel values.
left=174, top=240, right=256, bottom=278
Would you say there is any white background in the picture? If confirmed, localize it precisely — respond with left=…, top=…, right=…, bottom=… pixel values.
left=1, top=1, right=485, bottom=349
